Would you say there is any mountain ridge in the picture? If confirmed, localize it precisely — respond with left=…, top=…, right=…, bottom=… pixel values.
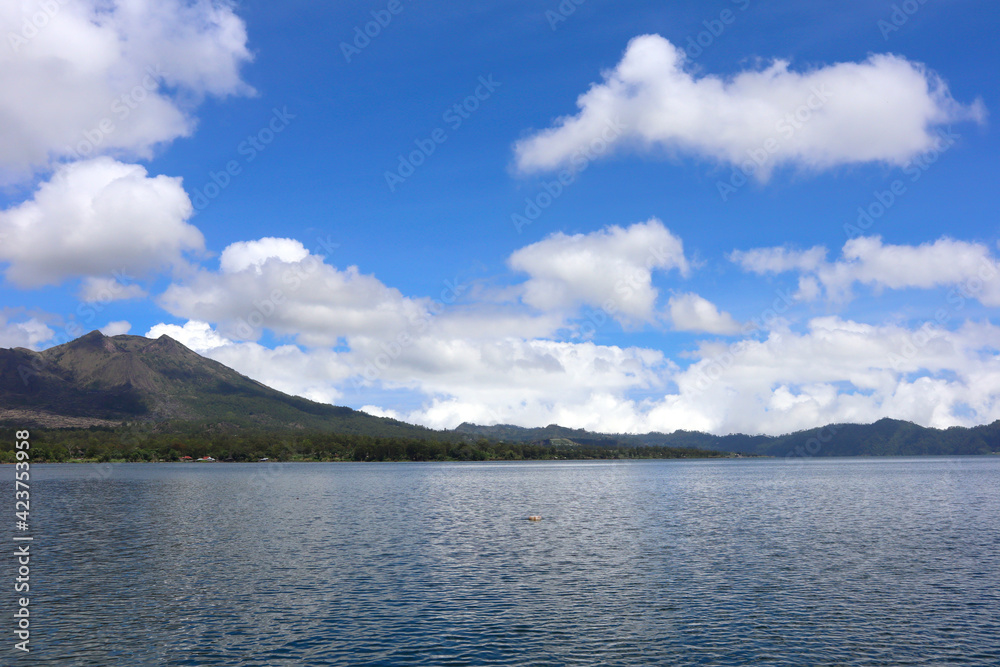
left=455, top=417, right=1000, bottom=457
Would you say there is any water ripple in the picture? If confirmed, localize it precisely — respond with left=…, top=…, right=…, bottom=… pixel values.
left=5, top=458, right=999, bottom=666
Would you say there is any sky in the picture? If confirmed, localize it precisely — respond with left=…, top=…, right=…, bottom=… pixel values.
left=1, top=0, right=999, bottom=436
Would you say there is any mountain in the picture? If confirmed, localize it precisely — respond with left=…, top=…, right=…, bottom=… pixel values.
left=0, top=330, right=441, bottom=437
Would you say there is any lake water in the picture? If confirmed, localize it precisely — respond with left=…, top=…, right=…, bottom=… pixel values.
left=6, top=457, right=1000, bottom=665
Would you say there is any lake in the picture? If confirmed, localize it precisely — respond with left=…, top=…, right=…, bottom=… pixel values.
left=6, top=457, right=1000, bottom=665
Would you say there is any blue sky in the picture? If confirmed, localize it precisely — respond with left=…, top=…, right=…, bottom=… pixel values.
left=2, top=0, right=999, bottom=435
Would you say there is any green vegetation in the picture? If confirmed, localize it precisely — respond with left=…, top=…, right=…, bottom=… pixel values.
left=0, top=424, right=731, bottom=463
left=453, top=418, right=1000, bottom=457
left=3, top=417, right=996, bottom=464
left=761, top=419, right=1000, bottom=457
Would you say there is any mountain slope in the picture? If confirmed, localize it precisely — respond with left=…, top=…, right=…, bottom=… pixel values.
left=0, top=330, right=440, bottom=437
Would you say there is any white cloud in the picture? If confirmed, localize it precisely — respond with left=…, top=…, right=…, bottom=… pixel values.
left=145, top=311, right=1000, bottom=438
left=159, top=223, right=687, bottom=357
left=346, top=309, right=1000, bottom=436
left=147, top=234, right=1000, bottom=438
left=219, top=238, right=311, bottom=275
left=0, top=157, right=203, bottom=287
left=659, top=317, right=1000, bottom=435
left=147, top=320, right=229, bottom=352
left=158, top=239, right=430, bottom=346
left=507, top=218, right=689, bottom=326
left=733, top=236, right=1000, bottom=305
left=99, top=320, right=131, bottom=336
left=359, top=405, right=403, bottom=421
left=0, top=316, right=54, bottom=349
left=668, top=292, right=741, bottom=335
left=366, top=338, right=671, bottom=433
left=729, top=245, right=827, bottom=274
left=514, top=34, right=984, bottom=176
left=0, top=0, right=253, bottom=179
left=429, top=307, right=565, bottom=343
left=827, top=236, right=1000, bottom=302
left=79, top=276, right=147, bottom=303
left=396, top=317, right=1000, bottom=436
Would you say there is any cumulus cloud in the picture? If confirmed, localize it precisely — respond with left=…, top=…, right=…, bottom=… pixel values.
left=219, top=238, right=311, bottom=275
left=0, top=157, right=203, bottom=287
left=162, top=223, right=691, bottom=351
left=0, top=0, right=253, bottom=179
left=99, top=320, right=131, bottom=336
left=668, top=292, right=742, bottom=335
left=147, top=233, right=1000, bottom=437
left=144, top=313, right=1000, bottom=438
left=386, top=317, right=1000, bottom=436
left=508, top=218, right=690, bottom=326
left=514, top=34, right=984, bottom=176
left=147, top=320, right=229, bottom=352
left=0, top=316, right=54, bottom=349
left=79, top=276, right=147, bottom=303
left=732, top=236, right=1000, bottom=305
left=158, top=238, right=430, bottom=346
left=729, top=245, right=827, bottom=274
left=359, top=405, right=403, bottom=421
left=200, top=345, right=347, bottom=405
left=659, top=317, right=1000, bottom=435
left=355, top=337, right=671, bottom=433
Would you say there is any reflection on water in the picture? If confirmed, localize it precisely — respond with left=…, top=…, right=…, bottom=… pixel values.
left=7, top=458, right=1000, bottom=665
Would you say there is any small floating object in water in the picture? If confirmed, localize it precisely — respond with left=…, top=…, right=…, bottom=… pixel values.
left=527, top=515, right=542, bottom=521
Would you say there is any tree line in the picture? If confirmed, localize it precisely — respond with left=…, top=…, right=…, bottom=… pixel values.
left=1, top=425, right=730, bottom=463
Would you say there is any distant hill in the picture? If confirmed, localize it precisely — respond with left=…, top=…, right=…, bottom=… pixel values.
left=0, top=330, right=442, bottom=438
left=750, top=418, right=1000, bottom=457
left=451, top=418, right=1000, bottom=457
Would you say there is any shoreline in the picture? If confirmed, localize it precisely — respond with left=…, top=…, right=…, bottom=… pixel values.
left=11, top=453, right=1000, bottom=465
